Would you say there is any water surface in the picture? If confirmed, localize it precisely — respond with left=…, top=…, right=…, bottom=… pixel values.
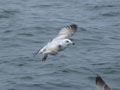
left=0, top=0, right=120, bottom=90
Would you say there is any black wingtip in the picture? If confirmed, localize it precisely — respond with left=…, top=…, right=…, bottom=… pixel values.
left=96, top=76, right=110, bottom=90
left=96, top=76, right=105, bottom=84
left=70, top=24, right=77, bottom=30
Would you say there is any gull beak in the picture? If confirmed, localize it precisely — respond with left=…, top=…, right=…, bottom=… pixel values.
left=72, top=42, right=75, bottom=45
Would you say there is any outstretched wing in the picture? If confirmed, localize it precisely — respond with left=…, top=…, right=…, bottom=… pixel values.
left=96, top=76, right=110, bottom=90
left=53, top=24, right=77, bottom=41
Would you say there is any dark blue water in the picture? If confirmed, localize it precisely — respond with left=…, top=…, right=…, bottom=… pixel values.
left=0, top=0, right=120, bottom=90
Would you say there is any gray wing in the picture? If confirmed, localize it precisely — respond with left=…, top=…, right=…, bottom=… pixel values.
left=53, top=24, right=77, bottom=40
left=96, top=76, right=110, bottom=90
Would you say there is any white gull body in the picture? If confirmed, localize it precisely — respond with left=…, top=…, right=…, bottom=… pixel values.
left=35, top=24, right=77, bottom=61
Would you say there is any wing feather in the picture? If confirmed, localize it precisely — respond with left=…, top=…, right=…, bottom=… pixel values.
left=53, top=24, right=77, bottom=40
left=96, top=76, right=110, bottom=90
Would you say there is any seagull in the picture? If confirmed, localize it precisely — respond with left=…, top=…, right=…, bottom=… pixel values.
left=34, top=24, right=77, bottom=61
left=96, top=76, right=110, bottom=90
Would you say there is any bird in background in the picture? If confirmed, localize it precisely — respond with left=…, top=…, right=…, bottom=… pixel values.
left=34, top=24, right=77, bottom=61
left=96, top=76, right=110, bottom=90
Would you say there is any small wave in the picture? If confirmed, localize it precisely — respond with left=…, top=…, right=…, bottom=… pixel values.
left=3, top=30, right=13, bottom=33
left=17, top=33, right=34, bottom=37
left=32, top=4, right=52, bottom=8
left=79, top=27, right=87, bottom=31
left=0, top=9, right=19, bottom=19
left=93, top=4, right=115, bottom=9
left=20, top=76, right=34, bottom=80
left=101, top=12, right=120, bottom=17
left=47, top=80, right=81, bottom=88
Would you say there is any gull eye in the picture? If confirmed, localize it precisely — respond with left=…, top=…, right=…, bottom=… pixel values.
left=66, top=40, right=69, bottom=43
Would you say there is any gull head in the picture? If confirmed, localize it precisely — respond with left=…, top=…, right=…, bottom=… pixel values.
left=63, top=39, right=75, bottom=46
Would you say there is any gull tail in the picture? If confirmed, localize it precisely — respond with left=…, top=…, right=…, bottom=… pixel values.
left=96, top=76, right=110, bottom=90
left=42, top=54, right=48, bottom=62
left=34, top=47, right=46, bottom=56
left=33, top=49, right=42, bottom=56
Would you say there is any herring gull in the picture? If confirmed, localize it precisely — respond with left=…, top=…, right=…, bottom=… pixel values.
left=34, top=24, right=77, bottom=61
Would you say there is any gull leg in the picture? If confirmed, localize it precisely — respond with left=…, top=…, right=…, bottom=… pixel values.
left=42, top=54, right=48, bottom=62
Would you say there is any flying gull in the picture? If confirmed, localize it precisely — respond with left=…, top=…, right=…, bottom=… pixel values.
left=96, top=76, right=110, bottom=90
left=34, top=24, right=77, bottom=61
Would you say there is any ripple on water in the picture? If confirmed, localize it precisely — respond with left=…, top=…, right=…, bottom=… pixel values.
left=93, top=4, right=115, bottom=9
left=3, top=30, right=13, bottom=33
left=101, top=12, right=120, bottom=17
left=17, top=33, right=34, bottom=37
left=47, top=80, right=81, bottom=88
left=0, top=9, right=19, bottom=19
left=32, top=4, right=53, bottom=8
left=20, top=76, right=34, bottom=80
left=0, top=0, right=120, bottom=90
